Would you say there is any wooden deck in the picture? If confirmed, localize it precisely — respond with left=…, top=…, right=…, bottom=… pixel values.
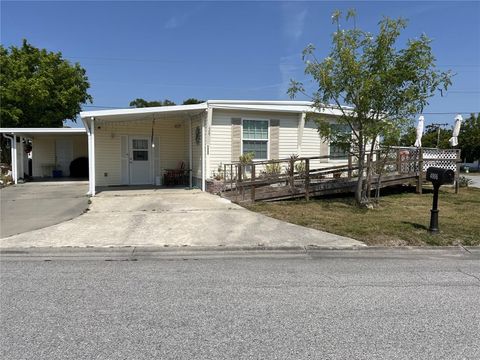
left=220, top=147, right=461, bottom=203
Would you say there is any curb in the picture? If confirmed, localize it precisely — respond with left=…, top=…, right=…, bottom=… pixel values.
left=1, top=245, right=478, bottom=259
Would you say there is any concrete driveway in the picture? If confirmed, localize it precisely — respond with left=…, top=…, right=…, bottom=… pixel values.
left=0, top=188, right=363, bottom=248
left=0, top=181, right=89, bottom=238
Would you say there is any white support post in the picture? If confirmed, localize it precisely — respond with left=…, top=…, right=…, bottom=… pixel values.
left=297, top=112, right=305, bottom=156
left=189, top=117, right=193, bottom=188
left=12, top=134, right=18, bottom=184
left=201, top=115, right=206, bottom=191
left=205, top=107, right=213, bottom=182
left=18, top=137, right=24, bottom=180
left=90, top=117, right=96, bottom=196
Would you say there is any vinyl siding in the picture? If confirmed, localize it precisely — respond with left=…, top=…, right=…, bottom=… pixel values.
left=301, top=120, right=322, bottom=168
left=209, top=110, right=300, bottom=178
left=94, top=119, right=187, bottom=186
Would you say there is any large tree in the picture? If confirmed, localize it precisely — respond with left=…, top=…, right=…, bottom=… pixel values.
left=458, top=113, right=480, bottom=164
left=0, top=39, right=92, bottom=128
left=289, top=10, right=452, bottom=206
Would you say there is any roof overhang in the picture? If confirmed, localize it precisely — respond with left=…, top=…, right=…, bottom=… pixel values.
left=0, top=128, right=86, bottom=138
left=80, top=103, right=208, bottom=124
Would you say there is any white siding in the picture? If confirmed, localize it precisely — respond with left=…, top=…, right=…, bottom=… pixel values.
left=278, top=116, right=299, bottom=159
left=210, top=112, right=232, bottom=178
left=209, top=110, right=300, bottom=178
left=94, top=119, right=187, bottom=186
left=301, top=120, right=322, bottom=168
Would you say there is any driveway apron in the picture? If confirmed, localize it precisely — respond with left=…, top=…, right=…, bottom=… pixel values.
left=0, top=188, right=364, bottom=248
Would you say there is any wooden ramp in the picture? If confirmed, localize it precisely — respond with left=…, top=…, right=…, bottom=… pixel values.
left=220, top=148, right=461, bottom=204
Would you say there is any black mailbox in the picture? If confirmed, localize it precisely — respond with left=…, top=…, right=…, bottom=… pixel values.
left=426, top=167, right=455, bottom=234
left=426, top=167, right=455, bottom=185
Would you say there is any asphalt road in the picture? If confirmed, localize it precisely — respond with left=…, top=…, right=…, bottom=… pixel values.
left=1, top=248, right=479, bottom=360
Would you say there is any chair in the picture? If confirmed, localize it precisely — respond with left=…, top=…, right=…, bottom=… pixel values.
left=164, top=161, right=187, bottom=186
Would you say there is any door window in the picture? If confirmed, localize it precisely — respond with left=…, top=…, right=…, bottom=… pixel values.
left=132, top=139, right=149, bottom=161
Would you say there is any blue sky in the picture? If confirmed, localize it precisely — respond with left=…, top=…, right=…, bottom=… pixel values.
left=1, top=1, right=479, bottom=128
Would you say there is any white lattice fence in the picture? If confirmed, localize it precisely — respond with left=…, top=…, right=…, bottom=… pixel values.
left=422, top=149, right=458, bottom=172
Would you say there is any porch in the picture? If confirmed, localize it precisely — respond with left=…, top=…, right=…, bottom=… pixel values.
left=80, top=103, right=208, bottom=196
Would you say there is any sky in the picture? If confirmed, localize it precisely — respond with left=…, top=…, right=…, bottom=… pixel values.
left=1, top=0, right=479, bottom=128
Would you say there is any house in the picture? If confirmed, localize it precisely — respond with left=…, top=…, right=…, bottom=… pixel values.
left=1, top=100, right=348, bottom=195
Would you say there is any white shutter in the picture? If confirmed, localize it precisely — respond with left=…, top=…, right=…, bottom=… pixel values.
left=120, top=135, right=129, bottom=184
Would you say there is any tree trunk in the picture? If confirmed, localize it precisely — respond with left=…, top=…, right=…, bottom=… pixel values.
left=355, top=150, right=365, bottom=206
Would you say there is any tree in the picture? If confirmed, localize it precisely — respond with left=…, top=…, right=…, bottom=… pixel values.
left=129, top=98, right=204, bottom=108
left=129, top=98, right=176, bottom=108
left=182, top=98, right=204, bottom=105
left=458, top=113, right=480, bottom=164
left=0, top=39, right=92, bottom=128
left=288, top=10, right=452, bottom=206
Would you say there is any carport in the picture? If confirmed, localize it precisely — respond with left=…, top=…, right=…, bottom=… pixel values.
left=1, top=128, right=87, bottom=183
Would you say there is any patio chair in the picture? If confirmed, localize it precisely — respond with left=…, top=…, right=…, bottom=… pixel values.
left=163, top=161, right=187, bottom=186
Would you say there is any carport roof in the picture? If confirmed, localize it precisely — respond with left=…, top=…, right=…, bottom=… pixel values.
left=0, top=128, right=86, bottom=137
left=79, top=100, right=347, bottom=123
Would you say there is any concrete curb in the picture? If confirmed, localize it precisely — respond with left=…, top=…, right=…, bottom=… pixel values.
left=1, top=245, right=478, bottom=260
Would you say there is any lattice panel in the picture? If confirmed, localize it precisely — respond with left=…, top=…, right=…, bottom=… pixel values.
left=422, top=149, right=458, bottom=171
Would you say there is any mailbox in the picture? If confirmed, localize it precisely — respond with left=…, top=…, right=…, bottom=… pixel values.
left=426, top=167, right=455, bottom=185
left=426, top=167, right=456, bottom=234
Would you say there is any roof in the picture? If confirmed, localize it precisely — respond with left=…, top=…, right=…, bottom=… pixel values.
left=79, top=100, right=347, bottom=121
left=0, top=128, right=86, bottom=137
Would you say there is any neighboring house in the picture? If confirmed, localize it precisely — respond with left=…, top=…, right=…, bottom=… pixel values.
left=1, top=100, right=348, bottom=195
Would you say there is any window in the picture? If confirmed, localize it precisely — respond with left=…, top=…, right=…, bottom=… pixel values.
left=132, top=139, right=149, bottom=161
left=242, top=120, right=268, bottom=159
left=329, top=124, right=350, bottom=160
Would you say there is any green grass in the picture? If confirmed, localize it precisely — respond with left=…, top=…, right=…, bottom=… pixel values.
left=247, top=187, right=480, bottom=246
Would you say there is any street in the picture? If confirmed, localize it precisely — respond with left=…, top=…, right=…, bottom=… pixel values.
left=1, top=248, right=479, bottom=359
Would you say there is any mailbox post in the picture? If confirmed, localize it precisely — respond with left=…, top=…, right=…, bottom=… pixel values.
left=425, top=167, right=455, bottom=233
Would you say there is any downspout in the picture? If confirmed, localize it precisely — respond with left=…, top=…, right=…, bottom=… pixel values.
left=3, top=133, right=17, bottom=184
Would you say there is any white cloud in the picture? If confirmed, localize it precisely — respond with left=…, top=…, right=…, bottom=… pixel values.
left=278, top=55, right=301, bottom=98
left=282, top=4, right=307, bottom=41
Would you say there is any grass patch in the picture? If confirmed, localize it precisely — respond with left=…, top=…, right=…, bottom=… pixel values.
left=247, top=187, right=480, bottom=246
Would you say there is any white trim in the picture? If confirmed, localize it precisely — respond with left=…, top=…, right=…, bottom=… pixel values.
left=0, top=128, right=86, bottom=135
left=240, top=118, right=270, bottom=161
left=80, top=103, right=207, bottom=119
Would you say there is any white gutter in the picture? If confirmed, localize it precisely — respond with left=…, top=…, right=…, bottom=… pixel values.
left=2, top=133, right=17, bottom=184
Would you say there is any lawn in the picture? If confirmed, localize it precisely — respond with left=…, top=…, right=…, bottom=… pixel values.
left=247, top=186, right=480, bottom=246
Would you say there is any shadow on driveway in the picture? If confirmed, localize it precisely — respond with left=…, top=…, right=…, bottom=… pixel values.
left=0, top=181, right=89, bottom=238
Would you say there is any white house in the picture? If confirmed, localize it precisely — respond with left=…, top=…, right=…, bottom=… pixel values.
left=1, top=100, right=348, bottom=195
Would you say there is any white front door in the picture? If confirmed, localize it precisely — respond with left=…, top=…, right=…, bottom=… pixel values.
left=55, top=138, right=73, bottom=177
left=129, top=137, right=151, bottom=185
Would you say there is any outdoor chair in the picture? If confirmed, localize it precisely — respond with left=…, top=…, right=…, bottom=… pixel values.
left=163, top=161, right=188, bottom=186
